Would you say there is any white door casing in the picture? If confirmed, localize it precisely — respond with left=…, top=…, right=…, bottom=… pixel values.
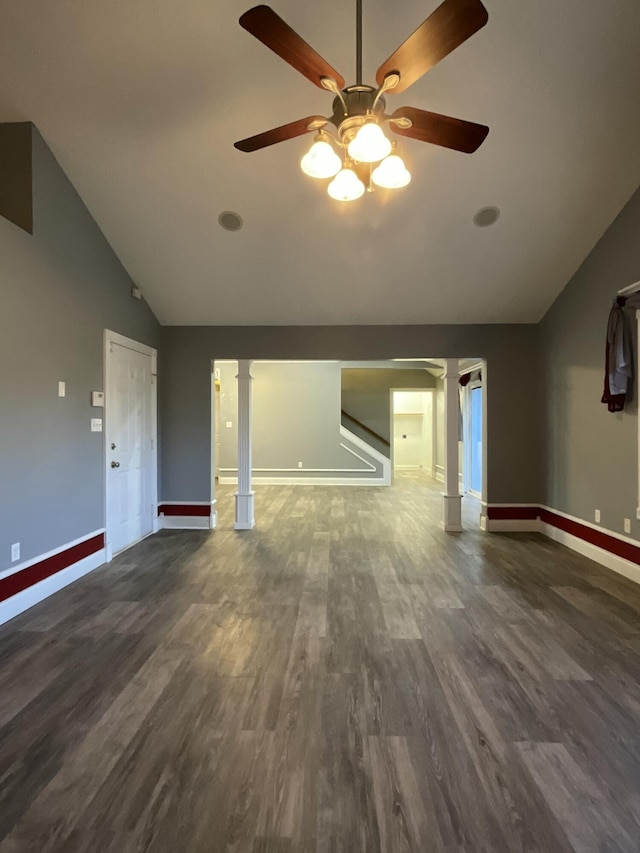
left=104, top=330, right=157, bottom=559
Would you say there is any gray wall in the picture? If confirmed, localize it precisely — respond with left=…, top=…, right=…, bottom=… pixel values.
left=0, top=124, right=160, bottom=571
left=216, top=361, right=379, bottom=478
left=341, top=368, right=436, bottom=452
left=160, top=325, right=543, bottom=506
left=541, top=183, right=640, bottom=540
left=160, top=338, right=212, bottom=502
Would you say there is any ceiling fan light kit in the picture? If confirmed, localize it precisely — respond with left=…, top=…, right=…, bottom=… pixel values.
left=300, top=131, right=342, bottom=179
left=235, top=0, right=490, bottom=202
left=347, top=118, right=392, bottom=164
left=327, top=163, right=366, bottom=202
left=372, top=152, right=411, bottom=189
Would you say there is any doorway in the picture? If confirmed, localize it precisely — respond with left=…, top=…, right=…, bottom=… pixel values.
left=391, top=390, right=435, bottom=478
left=462, top=377, right=483, bottom=499
left=104, top=330, right=157, bottom=559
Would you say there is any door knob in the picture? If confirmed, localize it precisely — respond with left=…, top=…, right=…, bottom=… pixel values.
left=111, top=461, right=120, bottom=468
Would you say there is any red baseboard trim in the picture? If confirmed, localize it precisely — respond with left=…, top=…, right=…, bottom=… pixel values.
left=0, top=533, right=105, bottom=604
left=158, top=503, right=211, bottom=517
left=539, top=508, right=640, bottom=565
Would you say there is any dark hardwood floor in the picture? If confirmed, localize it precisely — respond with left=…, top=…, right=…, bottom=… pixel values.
left=1, top=472, right=639, bottom=852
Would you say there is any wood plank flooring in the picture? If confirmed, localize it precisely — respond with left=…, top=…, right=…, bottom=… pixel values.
left=1, top=472, right=639, bottom=852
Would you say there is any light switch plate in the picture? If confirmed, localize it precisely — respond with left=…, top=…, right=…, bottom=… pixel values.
left=624, top=518, right=631, bottom=534
left=226, top=421, right=233, bottom=428
left=58, top=381, right=66, bottom=397
left=11, top=543, right=20, bottom=562
left=91, top=418, right=103, bottom=432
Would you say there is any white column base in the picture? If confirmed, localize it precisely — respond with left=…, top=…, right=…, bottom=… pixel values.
left=234, top=491, right=255, bottom=530
left=442, top=494, right=462, bottom=532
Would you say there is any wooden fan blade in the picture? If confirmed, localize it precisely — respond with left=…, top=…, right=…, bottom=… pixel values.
left=390, top=106, right=488, bottom=153
left=376, top=0, right=488, bottom=94
left=240, top=5, right=345, bottom=90
left=234, top=115, right=326, bottom=152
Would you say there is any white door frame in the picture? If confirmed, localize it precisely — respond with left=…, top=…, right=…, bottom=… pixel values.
left=390, top=388, right=436, bottom=479
left=104, top=329, right=158, bottom=561
left=461, top=369, right=483, bottom=500
left=210, top=362, right=218, bottom=519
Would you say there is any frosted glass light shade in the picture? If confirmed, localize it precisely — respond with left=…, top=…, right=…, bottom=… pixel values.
left=372, top=154, right=411, bottom=189
left=348, top=120, right=392, bottom=163
left=300, top=139, right=341, bottom=179
left=327, top=166, right=365, bottom=201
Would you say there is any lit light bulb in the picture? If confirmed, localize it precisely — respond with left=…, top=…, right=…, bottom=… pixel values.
left=327, top=166, right=365, bottom=201
left=300, top=134, right=341, bottom=179
left=372, top=153, right=411, bottom=189
left=348, top=119, right=392, bottom=163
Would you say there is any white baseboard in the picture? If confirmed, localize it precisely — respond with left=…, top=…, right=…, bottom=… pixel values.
left=218, top=476, right=389, bottom=486
left=0, top=548, right=106, bottom=628
left=160, top=515, right=214, bottom=530
left=540, top=521, right=640, bottom=586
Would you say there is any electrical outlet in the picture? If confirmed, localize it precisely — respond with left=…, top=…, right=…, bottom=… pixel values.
left=11, top=542, right=20, bottom=562
left=58, top=381, right=66, bottom=397
left=624, top=518, right=631, bottom=534
left=594, top=509, right=601, bottom=523
left=298, top=461, right=303, bottom=468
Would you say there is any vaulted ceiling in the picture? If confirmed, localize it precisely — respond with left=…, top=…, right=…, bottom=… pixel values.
left=1, top=1, right=640, bottom=325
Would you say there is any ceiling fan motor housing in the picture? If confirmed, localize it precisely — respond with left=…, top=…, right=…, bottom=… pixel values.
left=331, top=85, right=386, bottom=145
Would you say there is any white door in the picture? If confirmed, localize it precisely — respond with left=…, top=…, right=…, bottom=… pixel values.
left=393, top=413, right=423, bottom=467
left=106, top=333, right=156, bottom=556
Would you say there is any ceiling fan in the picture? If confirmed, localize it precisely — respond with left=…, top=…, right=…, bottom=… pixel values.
left=234, top=0, right=490, bottom=201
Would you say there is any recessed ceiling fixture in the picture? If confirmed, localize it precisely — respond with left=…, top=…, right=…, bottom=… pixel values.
left=218, top=211, right=244, bottom=231
left=235, top=0, right=490, bottom=202
left=473, top=206, right=500, bottom=227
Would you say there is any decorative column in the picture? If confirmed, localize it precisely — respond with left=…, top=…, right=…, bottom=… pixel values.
left=234, top=360, right=255, bottom=530
left=442, top=358, right=462, bottom=532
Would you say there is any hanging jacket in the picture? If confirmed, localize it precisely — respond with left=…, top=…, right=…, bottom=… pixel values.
left=601, top=297, right=633, bottom=412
